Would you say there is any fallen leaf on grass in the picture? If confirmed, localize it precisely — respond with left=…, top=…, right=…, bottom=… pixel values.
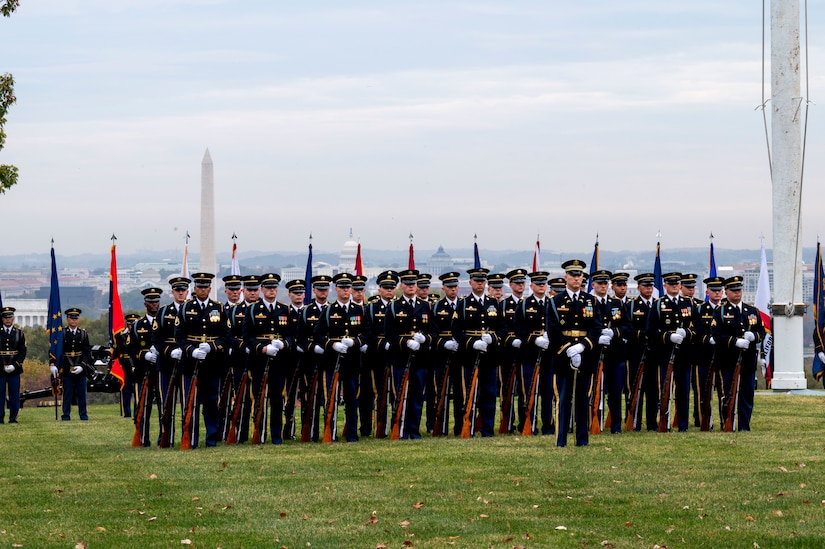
left=624, top=522, right=633, bottom=527
left=479, top=514, right=489, bottom=519
left=745, top=516, right=755, bottom=521
left=402, top=542, right=413, bottom=547
left=522, top=533, right=534, bottom=540
left=147, top=517, right=157, bottom=522
left=74, top=543, right=87, bottom=549
left=280, top=512, right=287, bottom=518
left=192, top=497, right=200, bottom=502
left=181, top=539, right=192, bottom=545
left=773, top=510, right=783, bottom=517
left=375, top=544, right=388, bottom=549
left=399, top=519, right=410, bottom=528
left=665, top=525, right=676, bottom=534
left=149, top=474, right=158, bottom=480
left=365, top=515, right=378, bottom=525
left=555, top=526, right=567, bottom=530
left=95, top=526, right=106, bottom=532
left=413, top=502, right=424, bottom=509
left=658, top=493, right=669, bottom=498
left=503, top=537, right=513, bottom=543
left=601, top=542, right=615, bottom=549
left=778, top=466, right=790, bottom=473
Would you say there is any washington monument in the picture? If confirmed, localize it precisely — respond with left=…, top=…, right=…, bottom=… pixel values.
left=201, top=148, right=217, bottom=299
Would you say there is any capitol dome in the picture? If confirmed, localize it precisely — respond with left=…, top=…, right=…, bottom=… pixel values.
left=339, top=228, right=358, bottom=272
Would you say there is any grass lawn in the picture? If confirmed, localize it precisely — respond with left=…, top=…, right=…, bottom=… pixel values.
left=1, top=393, right=823, bottom=548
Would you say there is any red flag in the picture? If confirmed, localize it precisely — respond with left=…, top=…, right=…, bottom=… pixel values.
left=408, top=234, right=415, bottom=270
left=108, top=241, right=126, bottom=389
left=355, top=242, right=363, bottom=276
left=532, top=235, right=540, bottom=272
left=755, top=241, right=773, bottom=387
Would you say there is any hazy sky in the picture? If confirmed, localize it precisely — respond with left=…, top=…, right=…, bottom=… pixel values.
left=2, top=1, right=824, bottom=258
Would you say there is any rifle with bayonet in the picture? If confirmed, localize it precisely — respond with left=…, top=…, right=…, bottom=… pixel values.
left=322, top=351, right=343, bottom=443
left=180, top=359, right=201, bottom=451
left=498, top=357, right=518, bottom=435
left=251, top=357, right=272, bottom=445
left=432, top=355, right=452, bottom=437
left=390, top=349, right=413, bottom=440
left=460, top=350, right=482, bottom=439
left=657, top=344, right=678, bottom=433
left=521, top=351, right=543, bottom=437
left=625, top=346, right=648, bottom=432
left=723, top=350, right=744, bottom=433
left=158, top=357, right=181, bottom=448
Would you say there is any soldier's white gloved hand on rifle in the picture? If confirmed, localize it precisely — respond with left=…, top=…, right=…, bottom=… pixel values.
left=570, top=354, right=582, bottom=369
left=333, top=341, right=348, bottom=354
left=170, top=348, right=183, bottom=360
left=735, top=338, right=750, bottom=349
left=511, top=338, right=522, bottom=349
left=145, top=349, right=158, bottom=363
left=819, top=351, right=825, bottom=363
left=314, top=344, right=324, bottom=355
left=384, top=342, right=391, bottom=351
left=264, top=344, right=279, bottom=357
left=535, top=335, right=549, bottom=350
left=413, top=333, right=426, bottom=344
left=566, top=343, right=585, bottom=358
left=598, top=334, right=612, bottom=346
left=192, top=348, right=208, bottom=360
left=406, top=339, right=420, bottom=352
left=4, top=364, right=14, bottom=373
left=360, top=344, right=368, bottom=353
left=271, top=339, right=284, bottom=350
left=50, top=365, right=58, bottom=376
left=341, top=337, right=354, bottom=348
left=743, top=331, right=755, bottom=342
left=70, top=365, right=83, bottom=375
left=601, top=328, right=613, bottom=338
left=472, top=339, right=488, bottom=352
left=675, top=327, right=686, bottom=338
left=444, top=339, right=459, bottom=352
left=481, top=333, right=492, bottom=345
left=670, top=332, right=684, bottom=345
left=198, top=342, right=211, bottom=354
left=296, top=345, right=304, bottom=353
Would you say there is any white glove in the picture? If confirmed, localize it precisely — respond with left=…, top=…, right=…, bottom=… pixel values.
left=735, top=338, right=750, bottom=349
left=481, top=333, right=492, bottom=345
left=271, top=339, right=284, bottom=350
left=535, top=335, right=549, bottom=350
left=413, top=333, right=426, bottom=344
left=670, top=333, right=684, bottom=345
left=228, top=347, right=233, bottom=356
left=384, top=342, right=391, bottom=351
left=406, top=339, right=420, bottom=352
left=50, top=365, right=59, bottom=376
left=341, top=337, right=354, bottom=348
left=675, top=327, right=686, bottom=338
left=709, top=337, right=716, bottom=345
left=150, top=345, right=158, bottom=354
left=4, top=364, right=15, bottom=373
left=145, top=350, right=158, bottom=364
left=332, top=342, right=348, bottom=354
left=360, top=344, right=368, bottom=353
left=314, top=344, right=324, bottom=355
left=198, top=342, right=211, bottom=354
left=598, top=334, right=612, bottom=346
left=566, top=343, right=585, bottom=357
left=472, top=340, right=488, bottom=352
left=570, top=354, right=582, bottom=369
left=170, top=348, right=183, bottom=360
left=245, top=347, right=251, bottom=354
left=743, top=331, right=755, bottom=342
left=818, top=351, right=825, bottom=363
left=511, top=338, right=522, bottom=349
left=444, top=339, right=459, bottom=352
left=192, top=348, right=207, bottom=360
left=296, top=345, right=304, bottom=353
left=264, top=345, right=278, bottom=357
left=70, top=366, right=84, bottom=375
left=601, top=328, right=613, bottom=337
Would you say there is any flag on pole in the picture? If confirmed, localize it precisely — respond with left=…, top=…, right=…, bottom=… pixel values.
left=473, top=234, right=481, bottom=269
left=811, top=241, right=825, bottom=383
left=47, top=242, right=64, bottom=367
left=303, top=235, right=313, bottom=306
left=532, top=235, right=541, bottom=272
left=107, top=237, right=126, bottom=389
left=355, top=241, right=363, bottom=276
left=706, top=233, right=718, bottom=302
left=230, top=233, right=240, bottom=276
left=181, top=231, right=190, bottom=278
left=408, top=233, right=415, bottom=270
left=586, top=235, right=599, bottom=293
left=0, top=288, right=3, bottom=308
left=653, top=239, right=663, bottom=299
left=754, top=241, right=773, bottom=388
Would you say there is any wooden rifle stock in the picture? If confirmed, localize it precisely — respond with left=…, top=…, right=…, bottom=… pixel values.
left=498, top=359, right=518, bottom=435
left=180, top=360, right=201, bottom=451
left=159, top=359, right=180, bottom=448
left=301, top=364, right=321, bottom=442
left=460, top=352, right=482, bottom=439
left=432, top=356, right=452, bottom=437
left=521, top=352, right=543, bottom=437
left=658, top=345, right=678, bottom=433
left=251, top=357, right=272, bottom=445
left=625, top=346, right=647, bottom=432
left=226, top=370, right=249, bottom=444
left=390, top=351, right=414, bottom=440
left=131, top=368, right=152, bottom=448
left=322, top=352, right=343, bottom=444
left=590, top=349, right=606, bottom=435
left=375, top=366, right=392, bottom=439
left=218, top=368, right=234, bottom=442
left=282, top=358, right=303, bottom=439
left=700, top=350, right=717, bottom=431
left=723, top=350, right=743, bottom=433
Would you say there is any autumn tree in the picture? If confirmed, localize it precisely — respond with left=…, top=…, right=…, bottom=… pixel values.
left=1, top=0, right=20, bottom=195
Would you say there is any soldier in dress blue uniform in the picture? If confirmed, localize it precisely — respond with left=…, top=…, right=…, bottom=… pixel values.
left=415, top=273, right=433, bottom=302
left=590, top=269, right=631, bottom=434
left=351, top=275, right=368, bottom=307
left=297, top=274, right=331, bottom=442
left=648, top=272, right=697, bottom=432
left=624, top=273, right=657, bottom=431
left=243, top=273, right=293, bottom=444
left=282, top=278, right=306, bottom=440
left=224, top=274, right=259, bottom=443
left=513, top=271, right=551, bottom=435
left=127, top=287, right=162, bottom=445
left=53, top=308, right=92, bottom=421
left=610, top=272, right=630, bottom=304
left=114, top=313, right=140, bottom=418
left=384, top=269, right=433, bottom=439
left=452, top=267, right=504, bottom=437
left=0, top=307, right=26, bottom=424
left=678, top=273, right=704, bottom=427
left=174, top=272, right=230, bottom=447
left=694, top=276, right=725, bottom=429
left=549, top=278, right=566, bottom=297
left=313, top=273, right=371, bottom=442
left=360, top=270, right=398, bottom=437
left=546, top=260, right=602, bottom=447
left=151, top=277, right=190, bottom=446
left=711, top=276, right=765, bottom=431
left=222, top=275, right=243, bottom=308
left=427, top=271, right=461, bottom=435
left=497, top=268, right=527, bottom=434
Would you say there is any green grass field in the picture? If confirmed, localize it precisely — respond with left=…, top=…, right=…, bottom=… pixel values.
left=1, top=394, right=824, bottom=549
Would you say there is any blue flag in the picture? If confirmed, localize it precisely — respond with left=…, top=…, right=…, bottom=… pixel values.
left=47, top=245, right=64, bottom=366
left=812, top=242, right=825, bottom=382
left=473, top=237, right=481, bottom=269
left=303, top=239, right=313, bottom=306
left=705, top=239, right=718, bottom=302
left=587, top=237, right=599, bottom=293
left=653, top=241, right=663, bottom=299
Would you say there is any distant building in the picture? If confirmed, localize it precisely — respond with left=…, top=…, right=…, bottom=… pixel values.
left=5, top=298, right=48, bottom=328
left=425, top=245, right=455, bottom=275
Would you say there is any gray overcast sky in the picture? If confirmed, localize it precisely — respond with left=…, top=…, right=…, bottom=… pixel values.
left=1, top=1, right=824, bottom=257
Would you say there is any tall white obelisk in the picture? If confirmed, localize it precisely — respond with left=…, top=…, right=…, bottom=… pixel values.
left=201, top=148, right=218, bottom=300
